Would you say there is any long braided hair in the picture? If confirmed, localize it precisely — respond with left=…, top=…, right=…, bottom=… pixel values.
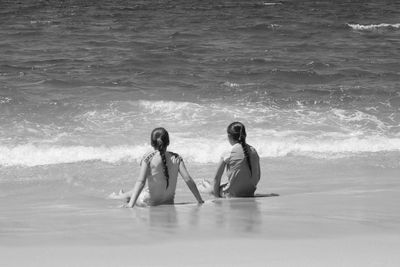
left=227, top=122, right=252, bottom=175
left=151, top=127, right=170, bottom=188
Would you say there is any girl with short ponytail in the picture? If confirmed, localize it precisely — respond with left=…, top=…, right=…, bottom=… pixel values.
left=109, top=127, right=204, bottom=207
left=212, top=122, right=260, bottom=197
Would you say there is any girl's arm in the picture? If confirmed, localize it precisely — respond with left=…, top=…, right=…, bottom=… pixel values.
left=255, top=152, right=261, bottom=183
left=212, top=158, right=226, bottom=198
left=179, top=160, right=204, bottom=204
left=125, top=162, right=149, bottom=208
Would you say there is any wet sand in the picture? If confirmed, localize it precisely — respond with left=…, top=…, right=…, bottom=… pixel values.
left=1, top=158, right=400, bottom=266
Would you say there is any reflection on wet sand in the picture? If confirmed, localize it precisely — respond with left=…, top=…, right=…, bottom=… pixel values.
left=131, top=198, right=264, bottom=239
left=133, top=205, right=179, bottom=236
left=212, top=198, right=262, bottom=234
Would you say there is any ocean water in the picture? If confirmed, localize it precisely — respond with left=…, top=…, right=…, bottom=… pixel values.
left=1, top=0, right=399, bottom=167
left=0, top=0, right=400, bottom=246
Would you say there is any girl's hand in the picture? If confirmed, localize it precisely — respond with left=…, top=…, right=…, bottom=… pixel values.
left=107, top=192, right=118, bottom=199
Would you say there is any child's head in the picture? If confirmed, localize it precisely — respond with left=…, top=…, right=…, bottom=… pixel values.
left=227, top=121, right=247, bottom=144
left=151, top=127, right=170, bottom=151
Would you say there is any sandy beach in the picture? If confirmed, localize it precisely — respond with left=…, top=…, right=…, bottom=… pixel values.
left=2, top=235, right=400, bottom=267
left=1, top=158, right=400, bottom=266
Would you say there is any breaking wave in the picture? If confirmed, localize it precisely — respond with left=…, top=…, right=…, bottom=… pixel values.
left=1, top=135, right=400, bottom=167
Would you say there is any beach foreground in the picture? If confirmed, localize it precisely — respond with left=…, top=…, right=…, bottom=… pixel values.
left=1, top=157, right=400, bottom=266
left=2, top=235, right=400, bottom=267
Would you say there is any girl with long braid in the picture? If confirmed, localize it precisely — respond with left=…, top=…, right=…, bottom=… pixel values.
left=109, top=127, right=204, bottom=207
left=212, top=122, right=260, bottom=197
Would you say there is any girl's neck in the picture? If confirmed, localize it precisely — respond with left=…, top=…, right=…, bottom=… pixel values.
left=229, top=139, right=239, bottom=146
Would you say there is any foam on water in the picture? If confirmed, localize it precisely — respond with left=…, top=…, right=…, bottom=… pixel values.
left=137, top=100, right=206, bottom=122
left=1, top=94, right=399, bottom=167
left=0, top=144, right=148, bottom=167
left=263, top=2, right=282, bottom=6
left=347, top=23, right=400, bottom=31
left=1, top=134, right=399, bottom=167
left=253, top=135, right=400, bottom=159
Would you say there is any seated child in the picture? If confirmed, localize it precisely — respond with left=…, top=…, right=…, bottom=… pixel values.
left=212, top=122, right=261, bottom=197
left=109, top=127, right=204, bottom=207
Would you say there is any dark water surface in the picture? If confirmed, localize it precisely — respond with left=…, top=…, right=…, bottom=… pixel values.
left=0, top=0, right=399, bottom=166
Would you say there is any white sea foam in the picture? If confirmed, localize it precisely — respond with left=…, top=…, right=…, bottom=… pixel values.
left=252, top=136, right=400, bottom=158
left=0, top=144, right=148, bottom=167
left=330, top=109, right=388, bottom=132
left=348, top=23, right=400, bottom=30
left=138, top=100, right=204, bottom=113
left=69, top=100, right=397, bottom=140
left=263, top=2, right=282, bottom=6
left=1, top=135, right=400, bottom=167
left=0, top=96, right=12, bottom=104
left=223, top=81, right=240, bottom=88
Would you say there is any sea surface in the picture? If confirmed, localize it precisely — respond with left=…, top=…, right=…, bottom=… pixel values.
left=1, top=0, right=399, bottom=166
left=0, top=0, right=400, bottom=247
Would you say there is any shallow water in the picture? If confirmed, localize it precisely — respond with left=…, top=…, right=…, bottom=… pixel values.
left=1, top=157, right=399, bottom=246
